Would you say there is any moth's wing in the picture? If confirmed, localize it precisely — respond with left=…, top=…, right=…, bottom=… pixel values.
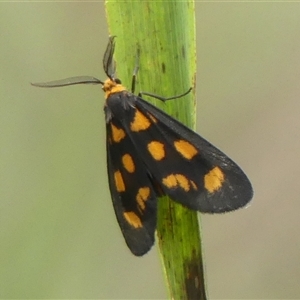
left=128, top=97, right=253, bottom=213
left=106, top=118, right=158, bottom=256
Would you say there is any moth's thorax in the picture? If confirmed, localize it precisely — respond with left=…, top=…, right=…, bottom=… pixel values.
left=103, top=78, right=126, bottom=99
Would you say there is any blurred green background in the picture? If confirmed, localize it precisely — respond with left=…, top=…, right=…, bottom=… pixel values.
left=1, top=2, right=300, bottom=299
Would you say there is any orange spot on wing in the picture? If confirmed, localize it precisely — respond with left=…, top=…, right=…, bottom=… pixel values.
left=204, top=166, right=225, bottom=193
left=111, top=124, right=125, bottom=143
left=147, top=141, right=165, bottom=160
left=123, top=211, right=143, bottom=228
left=114, top=170, right=125, bottom=192
left=175, top=174, right=190, bottom=191
left=130, top=110, right=151, bottom=132
left=162, top=173, right=193, bottom=191
left=174, top=140, right=198, bottom=160
left=162, top=174, right=177, bottom=189
left=136, top=187, right=150, bottom=211
left=122, top=154, right=135, bottom=173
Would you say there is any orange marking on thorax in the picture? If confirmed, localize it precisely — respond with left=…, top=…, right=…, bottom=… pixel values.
left=103, top=78, right=126, bottom=99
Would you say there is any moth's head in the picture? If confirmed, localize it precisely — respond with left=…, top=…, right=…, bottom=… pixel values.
left=102, top=78, right=126, bottom=99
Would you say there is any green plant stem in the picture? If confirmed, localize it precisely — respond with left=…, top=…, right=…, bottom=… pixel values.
left=105, top=1, right=206, bottom=299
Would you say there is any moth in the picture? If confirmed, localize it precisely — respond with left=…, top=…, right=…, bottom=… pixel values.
left=32, top=36, right=253, bottom=256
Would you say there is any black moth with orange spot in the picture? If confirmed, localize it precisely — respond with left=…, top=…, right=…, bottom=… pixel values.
left=32, top=36, right=253, bottom=256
